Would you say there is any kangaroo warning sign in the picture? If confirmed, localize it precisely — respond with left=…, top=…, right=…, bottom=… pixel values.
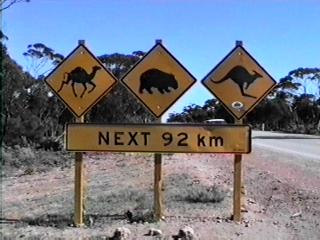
left=45, top=44, right=117, bottom=118
left=66, top=123, right=251, bottom=153
left=202, top=44, right=276, bottom=120
left=121, top=42, right=196, bottom=118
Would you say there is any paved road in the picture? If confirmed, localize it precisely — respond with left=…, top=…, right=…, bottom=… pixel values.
left=252, top=130, right=320, bottom=160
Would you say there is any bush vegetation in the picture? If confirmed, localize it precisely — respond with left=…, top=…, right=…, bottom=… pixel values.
left=180, top=185, right=226, bottom=203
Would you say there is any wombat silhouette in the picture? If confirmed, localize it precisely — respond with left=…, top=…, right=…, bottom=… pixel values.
left=139, top=68, right=178, bottom=94
left=211, top=65, right=262, bottom=99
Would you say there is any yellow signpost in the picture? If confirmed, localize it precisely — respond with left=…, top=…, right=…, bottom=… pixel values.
left=121, top=40, right=197, bottom=220
left=121, top=41, right=196, bottom=118
left=45, top=43, right=117, bottom=118
left=202, top=41, right=276, bottom=222
left=45, top=41, right=117, bottom=227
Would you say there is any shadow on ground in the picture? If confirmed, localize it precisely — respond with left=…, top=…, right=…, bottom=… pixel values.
left=1, top=213, right=127, bottom=229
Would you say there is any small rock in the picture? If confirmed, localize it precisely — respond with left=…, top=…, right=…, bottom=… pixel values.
left=111, top=227, right=131, bottom=240
left=88, top=216, right=94, bottom=227
left=273, top=221, right=279, bottom=225
left=175, top=226, right=195, bottom=240
left=146, top=228, right=162, bottom=236
left=241, top=207, right=248, bottom=212
left=217, top=219, right=222, bottom=223
left=243, top=220, right=250, bottom=227
left=125, top=210, right=133, bottom=221
left=291, top=212, right=302, bottom=218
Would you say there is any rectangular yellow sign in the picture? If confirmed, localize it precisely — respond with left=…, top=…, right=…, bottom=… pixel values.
left=66, top=123, right=251, bottom=153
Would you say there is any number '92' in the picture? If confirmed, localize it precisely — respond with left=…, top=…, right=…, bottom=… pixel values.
left=162, top=132, right=188, bottom=146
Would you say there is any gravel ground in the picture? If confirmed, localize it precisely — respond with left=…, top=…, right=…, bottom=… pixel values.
left=1, top=143, right=320, bottom=239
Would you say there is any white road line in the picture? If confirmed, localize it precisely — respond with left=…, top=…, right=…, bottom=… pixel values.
left=253, top=142, right=320, bottom=160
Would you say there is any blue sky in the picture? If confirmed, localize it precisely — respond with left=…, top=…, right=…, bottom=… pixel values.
left=3, top=0, right=320, bottom=120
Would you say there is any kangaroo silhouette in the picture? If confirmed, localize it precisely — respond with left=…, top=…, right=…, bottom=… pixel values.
left=57, top=66, right=101, bottom=98
left=210, top=65, right=262, bottom=99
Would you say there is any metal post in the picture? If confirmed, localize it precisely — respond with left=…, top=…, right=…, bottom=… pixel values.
left=236, top=40, right=243, bottom=47
left=155, top=39, right=162, bottom=44
left=78, top=39, right=85, bottom=45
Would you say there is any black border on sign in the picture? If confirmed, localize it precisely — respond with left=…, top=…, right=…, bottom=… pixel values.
left=120, top=42, right=197, bottom=118
left=201, top=45, right=277, bottom=120
left=44, top=44, right=118, bottom=118
left=65, top=123, right=252, bottom=154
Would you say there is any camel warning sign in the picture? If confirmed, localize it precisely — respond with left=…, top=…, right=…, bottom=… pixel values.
left=201, top=44, right=276, bottom=120
left=45, top=44, right=117, bottom=118
left=121, top=42, right=196, bottom=118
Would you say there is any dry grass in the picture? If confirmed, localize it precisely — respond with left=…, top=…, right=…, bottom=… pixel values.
left=165, top=173, right=226, bottom=203
left=180, top=185, right=225, bottom=203
left=1, top=145, right=73, bottom=177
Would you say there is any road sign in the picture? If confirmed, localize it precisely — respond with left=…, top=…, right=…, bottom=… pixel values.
left=45, top=44, right=117, bottom=118
left=201, top=45, right=276, bottom=120
left=66, top=123, right=251, bottom=153
left=121, top=42, right=196, bottom=118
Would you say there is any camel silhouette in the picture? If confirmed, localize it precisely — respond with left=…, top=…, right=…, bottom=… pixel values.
left=57, top=66, right=101, bottom=98
left=211, top=65, right=262, bottom=99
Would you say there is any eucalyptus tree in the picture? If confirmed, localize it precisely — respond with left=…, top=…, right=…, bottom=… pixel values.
left=1, top=42, right=35, bottom=145
left=0, top=0, right=30, bottom=12
left=284, top=68, right=320, bottom=97
left=23, top=43, right=64, bottom=79
left=292, top=94, right=320, bottom=133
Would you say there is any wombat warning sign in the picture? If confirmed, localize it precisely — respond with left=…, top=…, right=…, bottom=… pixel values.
left=121, top=42, right=196, bottom=118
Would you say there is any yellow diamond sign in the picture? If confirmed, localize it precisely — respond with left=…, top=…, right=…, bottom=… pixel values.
left=121, top=42, right=196, bottom=118
left=45, top=44, right=117, bottom=118
left=202, top=44, right=276, bottom=120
